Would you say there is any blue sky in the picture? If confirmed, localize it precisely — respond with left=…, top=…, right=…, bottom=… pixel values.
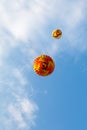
left=0, top=0, right=87, bottom=130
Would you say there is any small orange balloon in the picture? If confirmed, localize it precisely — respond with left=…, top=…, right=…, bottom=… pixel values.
left=52, top=29, right=62, bottom=39
left=33, top=55, right=55, bottom=76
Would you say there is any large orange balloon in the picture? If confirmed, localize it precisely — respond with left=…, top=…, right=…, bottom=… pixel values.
left=33, top=55, right=55, bottom=76
left=52, top=29, right=62, bottom=39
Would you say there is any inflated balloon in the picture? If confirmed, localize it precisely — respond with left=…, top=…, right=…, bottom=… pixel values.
left=33, top=55, right=55, bottom=76
left=52, top=29, right=62, bottom=39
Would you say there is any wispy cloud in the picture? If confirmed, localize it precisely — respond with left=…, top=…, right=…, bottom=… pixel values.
left=13, top=68, right=27, bottom=86
left=8, top=104, right=27, bottom=128
left=0, top=0, right=86, bottom=53
left=8, top=98, right=38, bottom=129
left=0, top=69, right=38, bottom=130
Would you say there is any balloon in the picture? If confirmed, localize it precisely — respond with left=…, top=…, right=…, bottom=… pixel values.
left=33, top=55, right=55, bottom=76
left=52, top=29, right=62, bottom=39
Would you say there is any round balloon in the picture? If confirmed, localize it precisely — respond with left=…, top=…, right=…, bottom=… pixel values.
left=33, top=55, right=55, bottom=76
left=52, top=29, right=62, bottom=39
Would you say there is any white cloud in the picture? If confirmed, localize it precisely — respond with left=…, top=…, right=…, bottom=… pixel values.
left=7, top=97, right=38, bottom=129
left=0, top=76, right=38, bottom=130
left=0, top=0, right=86, bottom=54
left=8, top=104, right=26, bottom=128
left=21, top=98, right=38, bottom=117
left=53, top=0, right=85, bottom=29
left=13, top=68, right=27, bottom=86
left=0, top=58, right=38, bottom=130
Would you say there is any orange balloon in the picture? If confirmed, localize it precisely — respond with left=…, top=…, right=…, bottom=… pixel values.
left=33, top=55, right=55, bottom=76
left=52, top=29, right=62, bottom=39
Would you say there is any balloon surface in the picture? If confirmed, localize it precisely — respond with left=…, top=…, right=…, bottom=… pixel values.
left=33, top=55, right=55, bottom=76
left=52, top=29, right=62, bottom=39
